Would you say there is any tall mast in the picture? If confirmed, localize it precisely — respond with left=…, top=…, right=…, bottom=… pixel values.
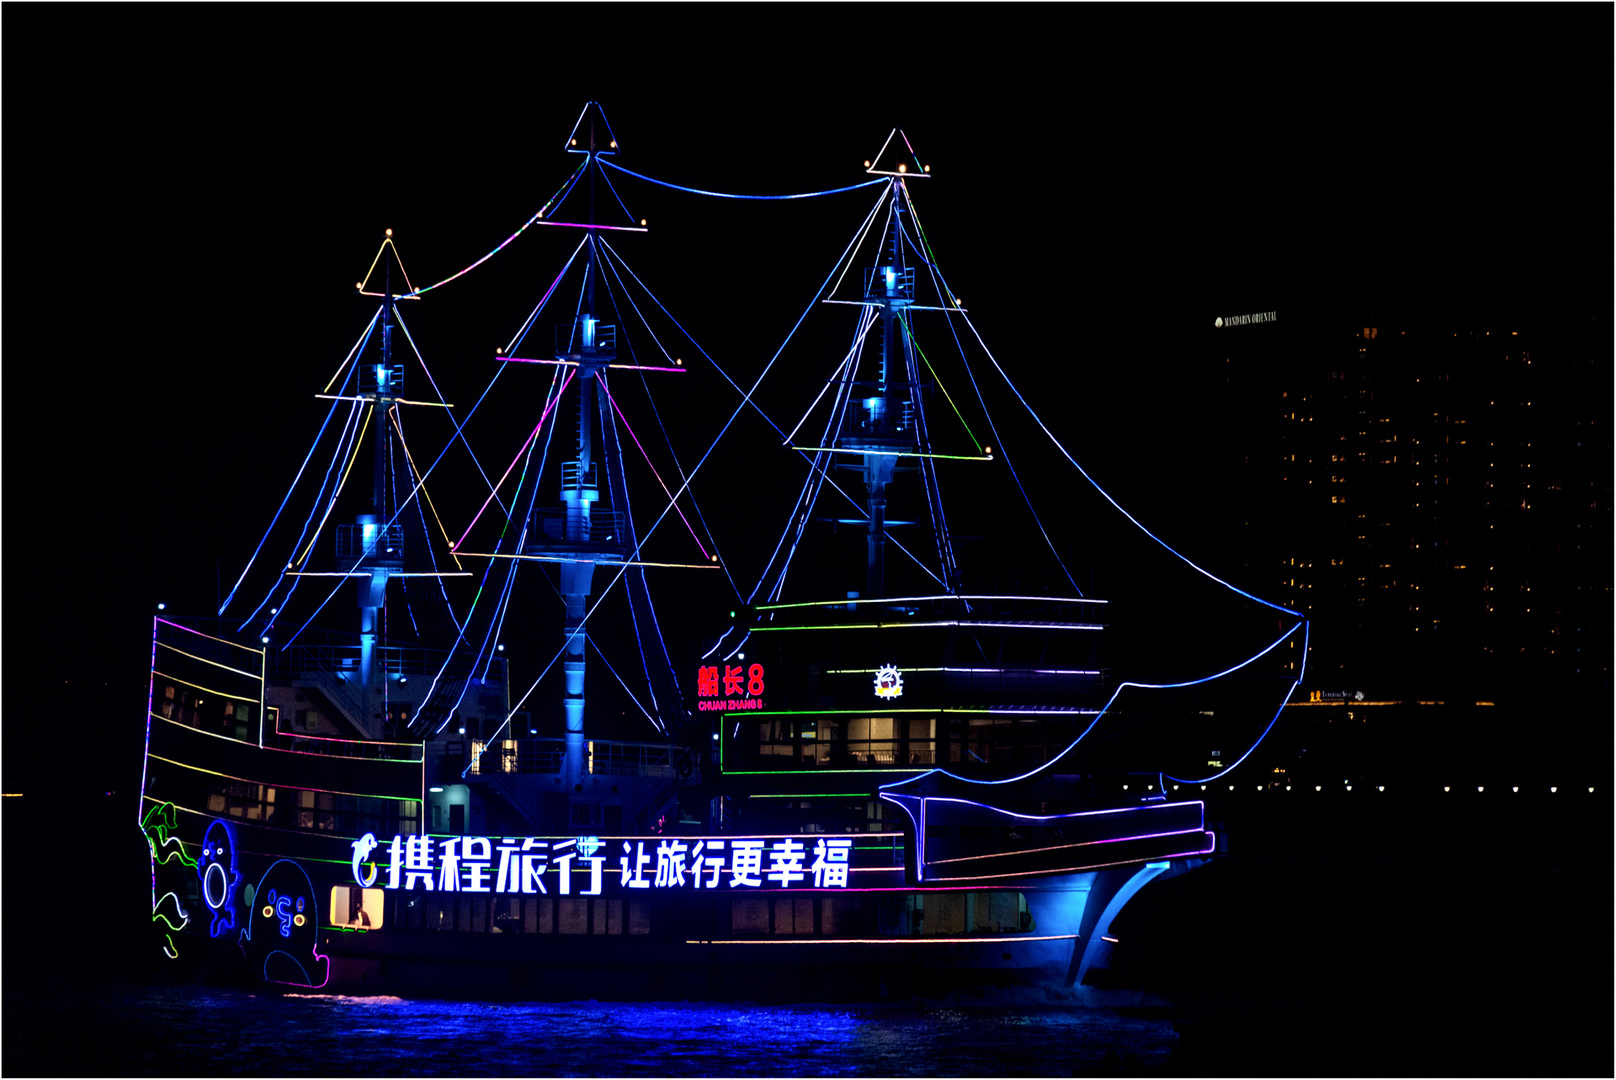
left=356, top=246, right=403, bottom=716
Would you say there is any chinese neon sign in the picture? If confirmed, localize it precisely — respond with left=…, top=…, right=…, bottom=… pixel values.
left=695, top=662, right=766, bottom=711
left=352, top=833, right=852, bottom=894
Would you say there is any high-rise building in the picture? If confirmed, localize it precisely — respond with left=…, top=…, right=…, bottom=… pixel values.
left=1207, top=309, right=1610, bottom=705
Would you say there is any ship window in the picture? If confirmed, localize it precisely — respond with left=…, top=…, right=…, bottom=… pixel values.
left=731, top=896, right=769, bottom=934
left=330, top=886, right=385, bottom=930
left=493, top=896, right=522, bottom=933
left=972, top=891, right=1022, bottom=935
left=926, top=892, right=966, bottom=935
left=457, top=897, right=475, bottom=932
left=628, top=898, right=650, bottom=935
left=772, top=897, right=814, bottom=935
left=557, top=897, right=588, bottom=934
left=603, top=898, right=624, bottom=934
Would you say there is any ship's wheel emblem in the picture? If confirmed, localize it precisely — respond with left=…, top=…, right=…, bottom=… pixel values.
left=874, top=665, right=904, bottom=699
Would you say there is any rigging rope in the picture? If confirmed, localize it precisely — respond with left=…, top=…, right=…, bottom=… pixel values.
left=601, top=160, right=886, bottom=200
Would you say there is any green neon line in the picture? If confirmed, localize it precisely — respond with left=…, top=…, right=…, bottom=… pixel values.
left=898, top=310, right=982, bottom=453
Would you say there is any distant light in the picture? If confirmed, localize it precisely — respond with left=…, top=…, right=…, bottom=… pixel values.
left=640, top=219, right=647, bottom=226
left=923, top=165, right=930, bottom=173
left=1512, top=786, right=1518, bottom=792
left=399, top=676, right=408, bottom=685
left=1444, top=786, right=1450, bottom=792
left=712, top=733, right=719, bottom=741
left=157, top=602, right=166, bottom=611
left=1315, top=785, right=1321, bottom=792
left=429, top=786, right=443, bottom=793
left=1285, top=785, right=1292, bottom=791
left=261, top=636, right=270, bottom=644
left=610, top=140, right=617, bottom=148
left=737, top=653, right=745, bottom=661
left=458, top=727, right=466, bottom=735
left=1550, top=786, right=1557, bottom=793
left=1589, top=787, right=1595, bottom=793
left=1345, top=785, right=1352, bottom=791
left=897, top=163, right=907, bottom=173
left=863, top=160, right=871, bottom=168
left=385, top=228, right=393, bottom=237
left=1122, top=784, right=1128, bottom=790
left=270, top=607, right=278, bottom=615
left=1477, top=786, right=1484, bottom=793
left=497, top=644, right=505, bottom=652
left=1377, top=786, right=1384, bottom=792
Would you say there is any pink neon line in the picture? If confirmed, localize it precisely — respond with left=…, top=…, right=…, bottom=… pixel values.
left=500, top=356, right=686, bottom=374
left=685, top=933, right=1078, bottom=946
left=145, top=754, right=422, bottom=803
left=599, top=376, right=711, bottom=561
left=924, top=838, right=1217, bottom=883
left=452, top=368, right=575, bottom=551
left=925, top=828, right=1211, bottom=867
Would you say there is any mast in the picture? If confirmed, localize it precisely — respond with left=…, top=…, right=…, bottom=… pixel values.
left=357, top=248, right=403, bottom=719
left=839, top=176, right=916, bottom=601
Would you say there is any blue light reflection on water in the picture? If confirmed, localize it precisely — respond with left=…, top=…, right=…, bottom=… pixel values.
left=63, top=985, right=1178, bottom=1076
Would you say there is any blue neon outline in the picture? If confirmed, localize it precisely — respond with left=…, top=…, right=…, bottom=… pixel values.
left=602, top=159, right=886, bottom=200
left=880, top=619, right=1305, bottom=792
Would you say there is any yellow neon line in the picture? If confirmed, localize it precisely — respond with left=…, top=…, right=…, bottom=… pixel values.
left=391, top=407, right=463, bottom=572
left=146, top=755, right=422, bottom=803
left=461, top=552, right=719, bottom=570
left=151, top=671, right=258, bottom=704
left=296, top=403, right=372, bottom=568
left=159, top=619, right=266, bottom=655
left=155, top=641, right=263, bottom=682
left=686, top=933, right=1077, bottom=946
left=357, top=239, right=389, bottom=293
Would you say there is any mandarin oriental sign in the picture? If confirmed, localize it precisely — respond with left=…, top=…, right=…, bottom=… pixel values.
left=1214, top=311, right=1278, bottom=328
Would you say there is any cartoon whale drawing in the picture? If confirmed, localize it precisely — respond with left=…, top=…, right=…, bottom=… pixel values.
left=240, top=858, right=329, bottom=988
left=351, top=832, right=380, bottom=887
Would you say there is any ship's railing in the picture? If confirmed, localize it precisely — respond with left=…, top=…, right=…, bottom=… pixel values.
left=464, top=737, right=687, bottom=779
left=335, top=523, right=405, bottom=562
left=529, top=507, right=627, bottom=547
left=268, top=634, right=464, bottom=680
left=759, top=593, right=1110, bottom=625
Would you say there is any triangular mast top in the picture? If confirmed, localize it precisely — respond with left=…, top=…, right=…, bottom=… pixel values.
left=356, top=230, right=419, bottom=298
left=865, top=128, right=930, bottom=178
left=565, top=101, right=621, bottom=157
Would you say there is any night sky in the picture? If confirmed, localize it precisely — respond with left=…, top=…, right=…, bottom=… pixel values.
left=4, top=7, right=1608, bottom=796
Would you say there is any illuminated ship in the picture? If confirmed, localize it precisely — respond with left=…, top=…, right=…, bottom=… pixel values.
left=141, top=104, right=1308, bottom=998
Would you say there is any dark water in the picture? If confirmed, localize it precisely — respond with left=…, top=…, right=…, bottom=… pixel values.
left=6, top=985, right=1188, bottom=1076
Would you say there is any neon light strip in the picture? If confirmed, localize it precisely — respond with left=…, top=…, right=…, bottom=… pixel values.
left=412, top=158, right=588, bottom=296
left=145, top=755, right=423, bottom=802
left=387, top=405, right=465, bottom=573
left=759, top=594, right=1106, bottom=611
left=532, top=220, right=647, bottom=233
left=157, top=618, right=265, bottom=654
left=314, top=394, right=453, bottom=408
left=601, top=160, right=887, bottom=200
left=880, top=621, right=1303, bottom=793
left=150, top=671, right=258, bottom=704
left=749, top=793, right=874, bottom=799
left=723, top=767, right=930, bottom=776
left=459, top=551, right=718, bottom=570
left=498, top=356, right=686, bottom=374
left=451, top=368, right=575, bottom=552
left=824, top=667, right=1101, bottom=675
left=925, top=828, right=1208, bottom=866
left=822, top=300, right=957, bottom=311
left=923, top=841, right=1215, bottom=884
left=144, top=799, right=403, bottom=868
left=270, top=715, right=422, bottom=750
left=293, top=402, right=373, bottom=568
left=688, top=934, right=1076, bottom=946
left=792, top=445, right=991, bottom=462
left=155, top=641, right=263, bottom=682
left=356, top=238, right=417, bottom=295
left=149, top=715, right=420, bottom=763
left=752, top=621, right=1102, bottom=632
left=599, top=376, right=712, bottom=561
left=284, top=572, right=471, bottom=577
